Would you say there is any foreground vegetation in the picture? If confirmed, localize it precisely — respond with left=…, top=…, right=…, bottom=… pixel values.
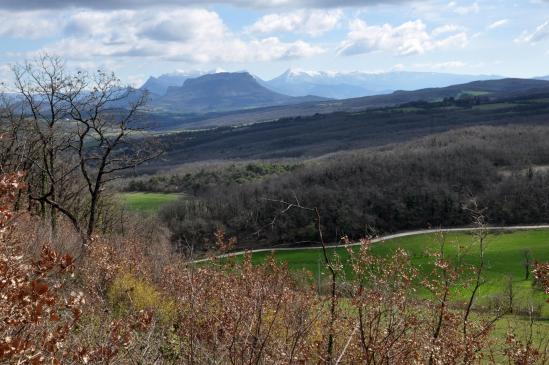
left=2, top=175, right=549, bottom=363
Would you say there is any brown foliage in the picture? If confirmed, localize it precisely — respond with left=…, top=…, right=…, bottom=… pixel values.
left=2, top=171, right=549, bottom=364
left=533, top=263, right=549, bottom=301
left=0, top=173, right=154, bottom=364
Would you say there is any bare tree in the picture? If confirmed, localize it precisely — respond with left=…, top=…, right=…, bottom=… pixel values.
left=6, top=54, right=161, bottom=243
left=462, top=206, right=489, bottom=339
left=10, top=55, right=77, bottom=231
left=62, top=69, right=161, bottom=238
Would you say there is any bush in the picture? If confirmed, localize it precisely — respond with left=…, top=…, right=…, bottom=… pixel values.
left=108, top=273, right=177, bottom=323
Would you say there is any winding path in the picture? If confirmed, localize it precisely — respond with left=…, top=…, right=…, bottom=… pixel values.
left=192, top=225, right=549, bottom=263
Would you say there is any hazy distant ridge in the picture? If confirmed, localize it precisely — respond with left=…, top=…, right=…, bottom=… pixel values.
left=150, top=72, right=326, bottom=113
left=264, top=69, right=503, bottom=99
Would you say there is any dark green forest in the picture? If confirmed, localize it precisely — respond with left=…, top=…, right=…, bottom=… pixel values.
left=126, top=125, right=549, bottom=250
left=147, top=93, right=549, bottom=168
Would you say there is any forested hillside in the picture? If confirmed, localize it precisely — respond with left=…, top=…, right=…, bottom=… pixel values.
left=149, top=93, right=549, bottom=167
left=127, top=126, right=549, bottom=249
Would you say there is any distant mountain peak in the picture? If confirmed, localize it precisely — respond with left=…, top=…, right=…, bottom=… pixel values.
left=186, top=71, right=253, bottom=81
left=266, top=69, right=504, bottom=99
left=281, top=68, right=342, bottom=80
left=140, top=69, right=228, bottom=95
left=152, top=71, right=326, bottom=114
left=285, top=68, right=321, bottom=77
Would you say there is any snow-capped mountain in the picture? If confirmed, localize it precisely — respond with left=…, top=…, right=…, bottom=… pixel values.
left=265, top=69, right=502, bottom=99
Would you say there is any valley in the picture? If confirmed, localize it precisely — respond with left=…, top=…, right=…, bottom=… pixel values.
left=3, top=41, right=549, bottom=362
left=140, top=90, right=549, bottom=168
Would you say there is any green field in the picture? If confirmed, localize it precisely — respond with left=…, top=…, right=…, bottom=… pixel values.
left=231, top=230, right=549, bottom=316
left=120, top=192, right=181, bottom=213
left=460, top=90, right=493, bottom=97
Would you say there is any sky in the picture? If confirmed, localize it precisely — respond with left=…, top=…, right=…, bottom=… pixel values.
left=0, top=0, right=548, bottom=86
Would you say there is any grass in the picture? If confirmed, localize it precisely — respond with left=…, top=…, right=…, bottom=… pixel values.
left=229, top=230, right=549, bottom=316
left=460, top=90, right=493, bottom=97
left=119, top=192, right=181, bottom=214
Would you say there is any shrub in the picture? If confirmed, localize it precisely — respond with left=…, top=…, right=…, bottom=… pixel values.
left=107, top=273, right=177, bottom=323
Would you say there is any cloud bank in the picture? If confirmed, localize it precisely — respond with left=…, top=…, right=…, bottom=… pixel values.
left=0, top=0, right=413, bottom=10
left=30, top=9, right=323, bottom=64
left=338, top=19, right=468, bottom=56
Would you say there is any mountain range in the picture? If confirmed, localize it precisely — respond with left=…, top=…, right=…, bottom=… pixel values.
left=142, top=69, right=503, bottom=100
left=141, top=70, right=210, bottom=95
left=263, top=69, right=502, bottom=99
left=145, top=77, right=549, bottom=130
left=138, top=69, right=549, bottom=129
left=150, top=72, right=325, bottom=113
left=152, top=84, right=549, bottom=166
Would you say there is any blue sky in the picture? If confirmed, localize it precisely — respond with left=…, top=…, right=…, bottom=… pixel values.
left=0, top=0, right=548, bottom=86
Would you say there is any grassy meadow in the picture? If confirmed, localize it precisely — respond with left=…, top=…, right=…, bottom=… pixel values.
left=223, top=229, right=549, bottom=317
left=119, top=192, right=181, bottom=214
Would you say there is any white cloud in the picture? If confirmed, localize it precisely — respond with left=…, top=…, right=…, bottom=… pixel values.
left=0, top=64, right=10, bottom=83
left=28, top=8, right=323, bottom=64
left=448, top=1, right=480, bottom=15
left=515, top=21, right=549, bottom=44
left=432, top=24, right=464, bottom=36
left=338, top=19, right=468, bottom=57
left=0, top=10, right=60, bottom=39
left=0, top=0, right=413, bottom=10
left=246, top=9, right=342, bottom=36
left=127, top=74, right=147, bottom=87
left=247, top=38, right=324, bottom=61
left=487, top=19, right=508, bottom=30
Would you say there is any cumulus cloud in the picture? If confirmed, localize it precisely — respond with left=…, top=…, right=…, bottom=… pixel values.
left=34, top=8, right=323, bottom=64
left=246, top=9, right=342, bottom=36
left=338, top=19, right=468, bottom=56
left=246, top=38, right=324, bottom=60
left=432, top=24, right=465, bottom=36
left=515, top=21, right=549, bottom=44
left=0, top=0, right=412, bottom=10
left=0, top=10, right=60, bottom=38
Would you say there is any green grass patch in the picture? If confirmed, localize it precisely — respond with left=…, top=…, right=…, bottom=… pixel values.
left=460, top=90, right=493, bottom=97
left=120, top=192, right=181, bottom=214
left=229, top=230, right=549, bottom=316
